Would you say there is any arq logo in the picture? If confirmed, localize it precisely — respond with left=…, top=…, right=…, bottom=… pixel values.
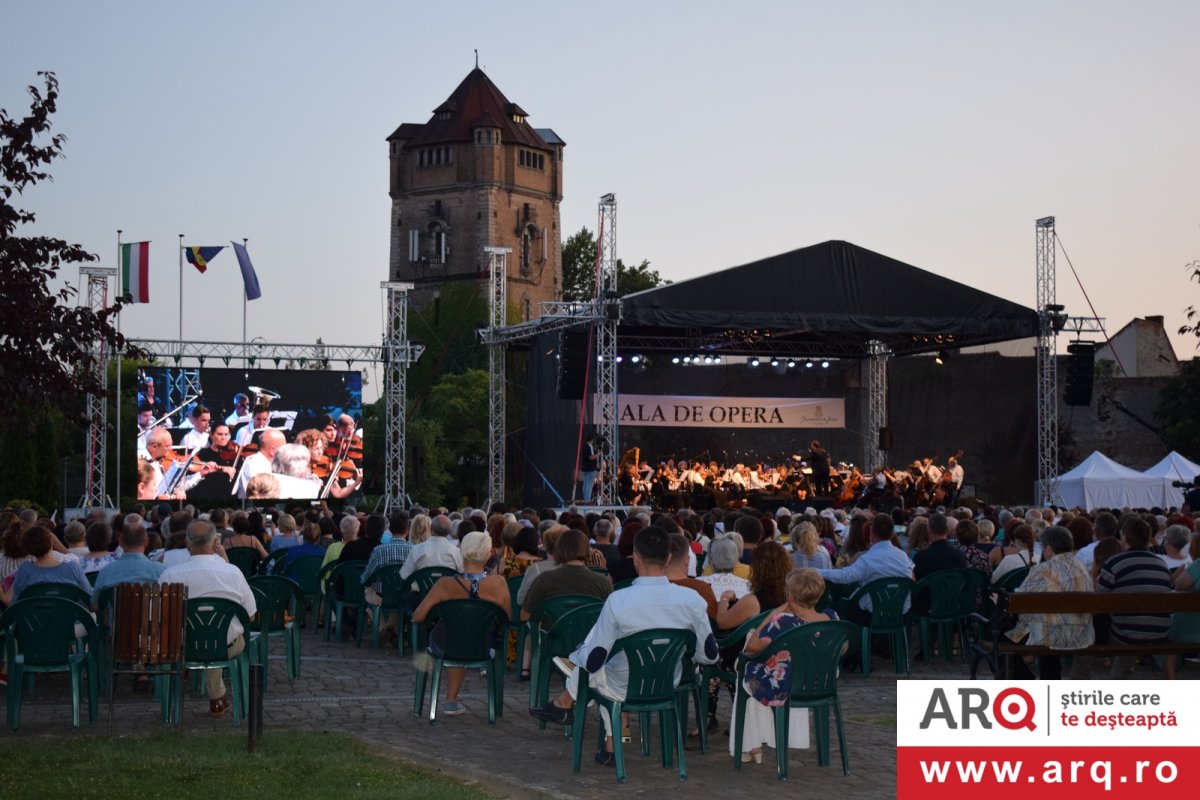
left=919, top=687, right=1037, bottom=731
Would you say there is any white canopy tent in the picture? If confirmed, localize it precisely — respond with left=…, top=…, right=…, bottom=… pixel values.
left=1056, top=451, right=1163, bottom=510
left=1142, top=451, right=1200, bottom=508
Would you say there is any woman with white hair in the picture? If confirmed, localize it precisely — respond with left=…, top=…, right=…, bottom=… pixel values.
left=788, top=521, right=831, bottom=570
left=412, top=530, right=511, bottom=716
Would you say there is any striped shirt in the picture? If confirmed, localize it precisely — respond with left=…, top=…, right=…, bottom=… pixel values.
left=1097, top=549, right=1173, bottom=644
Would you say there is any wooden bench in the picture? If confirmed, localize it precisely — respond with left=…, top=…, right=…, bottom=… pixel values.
left=969, top=590, right=1200, bottom=679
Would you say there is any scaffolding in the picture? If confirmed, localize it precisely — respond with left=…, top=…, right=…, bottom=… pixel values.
left=485, top=248, right=511, bottom=508
left=79, top=267, right=116, bottom=508
left=593, top=194, right=620, bottom=505
left=864, top=340, right=889, bottom=472
left=1034, top=217, right=1060, bottom=506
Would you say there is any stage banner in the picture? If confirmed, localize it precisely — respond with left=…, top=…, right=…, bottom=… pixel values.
left=897, top=680, right=1199, bottom=799
left=595, top=394, right=845, bottom=429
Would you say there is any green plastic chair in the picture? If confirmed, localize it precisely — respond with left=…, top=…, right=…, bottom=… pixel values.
left=86, top=571, right=101, bottom=587
left=912, top=569, right=975, bottom=664
left=314, top=560, right=339, bottom=630
left=411, top=598, right=509, bottom=724
left=182, top=597, right=255, bottom=726
left=260, top=549, right=289, bottom=576
left=570, top=628, right=692, bottom=783
left=323, top=561, right=369, bottom=645
left=401, top=567, right=460, bottom=655
left=21, top=582, right=92, bottom=607
left=226, top=547, right=260, bottom=580
left=0, top=596, right=99, bottom=731
left=284, top=554, right=326, bottom=627
left=613, top=578, right=636, bottom=592
left=505, top=575, right=525, bottom=677
left=248, top=575, right=305, bottom=689
left=843, top=577, right=915, bottom=678
left=524, top=594, right=605, bottom=704
left=732, top=619, right=856, bottom=780
left=365, top=563, right=409, bottom=651
left=529, top=603, right=603, bottom=728
left=696, top=610, right=771, bottom=754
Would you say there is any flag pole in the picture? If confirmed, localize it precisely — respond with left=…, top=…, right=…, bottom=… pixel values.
left=178, top=234, right=185, bottom=348
left=242, top=237, right=248, bottom=373
left=116, top=229, right=123, bottom=507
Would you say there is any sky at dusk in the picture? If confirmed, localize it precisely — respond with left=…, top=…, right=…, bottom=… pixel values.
left=4, top=0, right=1198, bottom=395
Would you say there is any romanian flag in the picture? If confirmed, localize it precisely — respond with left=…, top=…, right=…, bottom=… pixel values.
left=184, top=245, right=224, bottom=273
left=120, top=241, right=150, bottom=303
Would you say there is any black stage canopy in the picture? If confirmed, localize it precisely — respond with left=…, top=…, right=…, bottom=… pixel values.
left=615, top=240, right=1038, bottom=358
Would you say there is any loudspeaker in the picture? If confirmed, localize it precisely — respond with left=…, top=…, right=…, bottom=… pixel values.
left=411, top=444, right=426, bottom=486
left=557, top=331, right=588, bottom=400
left=878, top=426, right=893, bottom=451
left=1064, top=341, right=1095, bottom=407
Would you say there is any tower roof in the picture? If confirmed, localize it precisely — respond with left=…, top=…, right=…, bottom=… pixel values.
left=394, top=68, right=550, bottom=150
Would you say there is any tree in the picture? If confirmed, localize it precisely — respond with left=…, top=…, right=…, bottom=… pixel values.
left=1181, top=259, right=1200, bottom=346
left=0, top=72, right=139, bottom=419
left=560, top=226, right=667, bottom=302
left=1157, top=357, right=1200, bottom=461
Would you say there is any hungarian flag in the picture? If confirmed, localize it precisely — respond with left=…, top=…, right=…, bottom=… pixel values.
left=184, top=245, right=224, bottom=273
left=120, top=241, right=150, bottom=303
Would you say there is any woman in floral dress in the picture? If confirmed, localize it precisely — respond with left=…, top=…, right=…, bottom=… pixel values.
left=732, top=568, right=837, bottom=763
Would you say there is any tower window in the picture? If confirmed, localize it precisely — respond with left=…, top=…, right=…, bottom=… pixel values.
left=518, top=149, right=545, bottom=170
left=418, top=147, right=453, bottom=168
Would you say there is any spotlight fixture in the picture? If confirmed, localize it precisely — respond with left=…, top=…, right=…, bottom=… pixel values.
left=630, top=355, right=641, bottom=364
left=787, top=359, right=796, bottom=368
left=804, top=360, right=814, bottom=368
left=934, top=349, right=947, bottom=366
left=671, top=356, right=681, bottom=364
left=703, top=355, right=713, bottom=364
left=616, top=355, right=623, bottom=363
left=770, top=358, right=780, bottom=367
left=750, top=357, right=761, bottom=367
left=683, top=356, right=692, bottom=363
left=821, top=360, right=830, bottom=368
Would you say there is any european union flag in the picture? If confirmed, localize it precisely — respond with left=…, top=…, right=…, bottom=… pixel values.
left=184, top=246, right=224, bottom=274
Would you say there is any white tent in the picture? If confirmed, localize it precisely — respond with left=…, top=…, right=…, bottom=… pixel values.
left=1142, top=451, right=1200, bottom=508
left=1056, top=451, right=1163, bottom=510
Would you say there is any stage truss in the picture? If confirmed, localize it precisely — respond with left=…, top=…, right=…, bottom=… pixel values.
left=80, top=267, right=116, bottom=509
left=81, top=282, right=422, bottom=511
left=485, top=248, right=510, bottom=508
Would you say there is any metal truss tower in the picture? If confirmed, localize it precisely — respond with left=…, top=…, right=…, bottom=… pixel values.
left=594, top=194, right=621, bottom=506
left=381, top=281, right=416, bottom=513
left=79, top=267, right=116, bottom=508
left=864, top=340, right=889, bottom=473
left=1035, top=216, right=1060, bottom=506
left=485, top=248, right=511, bottom=508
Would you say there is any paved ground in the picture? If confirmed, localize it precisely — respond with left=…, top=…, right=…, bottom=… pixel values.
left=0, top=620, right=1147, bottom=799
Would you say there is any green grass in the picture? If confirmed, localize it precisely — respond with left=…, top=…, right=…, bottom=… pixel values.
left=0, top=729, right=500, bottom=800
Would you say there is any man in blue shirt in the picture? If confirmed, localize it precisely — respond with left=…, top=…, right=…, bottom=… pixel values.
left=91, top=515, right=166, bottom=606
left=816, top=512, right=913, bottom=627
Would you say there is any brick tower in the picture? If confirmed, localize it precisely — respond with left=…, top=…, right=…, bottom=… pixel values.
left=387, top=68, right=564, bottom=320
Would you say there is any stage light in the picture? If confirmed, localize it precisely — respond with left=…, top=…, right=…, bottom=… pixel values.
left=770, top=358, right=780, bottom=367
left=786, top=359, right=796, bottom=368
left=683, top=356, right=692, bottom=363
left=672, top=356, right=680, bottom=364
left=821, top=360, right=830, bottom=368
left=616, top=355, right=623, bottom=363
left=804, top=360, right=813, bottom=368
left=935, top=349, right=947, bottom=366
left=630, top=355, right=641, bottom=364
left=750, top=358, right=760, bottom=367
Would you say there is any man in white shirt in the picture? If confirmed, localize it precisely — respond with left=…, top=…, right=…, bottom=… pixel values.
left=160, top=520, right=256, bottom=717
left=399, top=514, right=463, bottom=578
left=530, top=525, right=717, bottom=766
left=235, top=406, right=272, bottom=447
left=233, top=429, right=285, bottom=499
left=181, top=404, right=213, bottom=452
left=225, top=392, right=251, bottom=427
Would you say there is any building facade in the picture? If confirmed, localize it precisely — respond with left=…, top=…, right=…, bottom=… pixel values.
left=387, top=68, right=564, bottom=320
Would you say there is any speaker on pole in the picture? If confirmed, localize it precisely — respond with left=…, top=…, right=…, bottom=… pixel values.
left=1064, top=341, right=1095, bottom=407
left=557, top=331, right=588, bottom=400
left=878, top=426, right=893, bottom=451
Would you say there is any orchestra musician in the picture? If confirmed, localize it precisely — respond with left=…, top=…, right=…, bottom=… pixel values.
left=224, top=392, right=252, bottom=427
left=234, top=429, right=285, bottom=499
left=296, top=427, right=362, bottom=499
left=235, top=405, right=272, bottom=447
left=141, top=428, right=186, bottom=500
left=945, top=456, right=964, bottom=506
left=180, top=404, right=213, bottom=451
left=192, top=422, right=239, bottom=498
left=137, top=377, right=168, bottom=423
